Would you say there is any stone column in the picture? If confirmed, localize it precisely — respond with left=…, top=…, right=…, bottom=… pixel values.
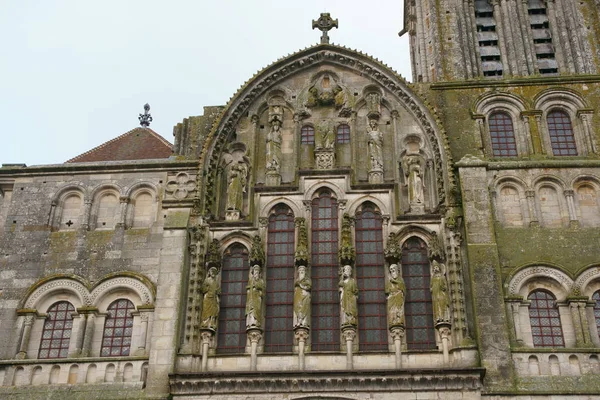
left=81, top=312, right=97, bottom=356
left=490, top=0, right=511, bottom=75
left=520, top=114, right=534, bottom=155
left=118, top=196, right=129, bottom=228
left=499, top=0, right=519, bottom=74
left=48, top=201, right=57, bottom=228
left=525, top=190, right=539, bottom=226
left=342, top=327, right=356, bottom=370
left=390, top=326, right=405, bottom=369
left=578, top=111, right=597, bottom=154
left=506, top=298, right=525, bottom=345
left=436, top=323, right=452, bottom=364
left=247, top=329, right=263, bottom=371
left=74, top=313, right=88, bottom=356
left=563, top=190, right=579, bottom=227
left=474, top=116, right=488, bottom=157
left=545, top=0, right=567, bottom=72
left=15, top=312, right=35, bottom=359
left=135, top=309, right=152, bottom=356
left=518, top=0, right=537, bottom=74
left=568, top=297, right=594, bottom=347
left=534, top=114, right=546, bottom=155
left=294, top=328, right=309, bottom=370
left=200, top=330, right=214, bottom=372
left=82, top=199, right=93, bottom=230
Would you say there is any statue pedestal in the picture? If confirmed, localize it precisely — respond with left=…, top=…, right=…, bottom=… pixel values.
left=315, top=149, right=335, bottom=170
left=435, top=322, right=452, bottom=364
left=368, top=169, right=384, bottom=184
left=225, top=210, right=240, bottom=221
left=408, top=203, right=425, bottom=214
left=265, top=171, right=281, bottom=186
left=294, top=327, right=309, bottom=370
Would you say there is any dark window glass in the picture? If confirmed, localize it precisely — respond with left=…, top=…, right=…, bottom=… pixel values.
left=39, top=301, right=75, bottom=359
left=301, top=125, right=315, bottom=145
left=265, top=205, right=295, bottom=352
left=594, top=291, right=600, bottom=341
left=355, top=204, right=387, bottom=351
left=547, top=110, right=577, bottom=156
left=402, top=238, right=436, bottom=350
left=336, top=124, right=351, bottom=144
left=528, top=290, right=564, bottom=348
left=489, top=112, right=518, bottom=157
left=217, top=244, right=249, bottom=353
left=311, top=191, right=340, bottom=351
left=101, top=299, right=135, bottom=357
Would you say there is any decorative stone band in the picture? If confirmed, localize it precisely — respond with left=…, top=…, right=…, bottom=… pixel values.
left=169, top=368, right=484, bottom=395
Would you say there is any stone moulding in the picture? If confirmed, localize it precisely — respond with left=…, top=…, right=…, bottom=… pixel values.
left=170, top=368, right=484, bottom=395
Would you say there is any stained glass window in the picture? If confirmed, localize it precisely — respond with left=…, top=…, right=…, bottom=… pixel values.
left=593, top=291, right=600, bottom=341
left=301, top=125, right=315, bottom=145
left=39, top=301, right=75, bottom=359
left=311, top=191, right=340, bottom=351
left=355, top=204, right=387, bottom=351
left=264, top=205, right=295, bottom=352
left=336, top=124, right=351, bottom=144
left=528, top=290, right=564, bottom=348
left=101, top=299, right=135, bottom=356
left=217, top=244, right=249, bottom=353
left=489, top=112, right=518, bottom=157
left=547, top=110, right=577, bottom=156
left=401, top=237, right=436, bottom=350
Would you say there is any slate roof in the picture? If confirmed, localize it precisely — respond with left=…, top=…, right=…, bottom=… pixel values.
left=66, top=127, right=173, bottom=163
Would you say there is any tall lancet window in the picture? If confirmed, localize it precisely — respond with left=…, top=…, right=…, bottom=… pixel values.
left=402, top=237, right=436, bottom=349
left=217, top=244, right=249, bottom=354
left=264, top=204, right=295, bottom=352
left=355, top=203, right=387, bottom=351
left=311, top=190, right=340, bottom=351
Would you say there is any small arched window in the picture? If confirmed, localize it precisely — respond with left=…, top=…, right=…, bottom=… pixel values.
left=60, top=194, right=83, bottom=230
left=593, top=291, right=600, bottom=341
left=96, top=193, right=119, bottom=229
left=336, top=124, right=351, bottom=144
left=489, top=112, right=517, bottom=157
left=301, top=125, right=315, bottom=145
left=101, top=299, right=135, bottom=356
left=547, top=110, right=577, bottom=156
left=39, top=301, right=75, bottom=359
left=528, top=290, right=564, bottom=347
left=132, top=192, right=154, bottom=228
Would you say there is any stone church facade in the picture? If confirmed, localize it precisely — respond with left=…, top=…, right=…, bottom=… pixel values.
left=1, top=3, right=600, bottom=399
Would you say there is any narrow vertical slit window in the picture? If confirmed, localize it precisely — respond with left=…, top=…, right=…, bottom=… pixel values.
left=336, top=124, right=351, bottom=144
left=301, top=125, right=315, bottom=145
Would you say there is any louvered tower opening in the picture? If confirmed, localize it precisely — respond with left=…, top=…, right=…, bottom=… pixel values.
left=475, top=0, right=503, bottom=77
left=528, top=0, right=558, bottom=74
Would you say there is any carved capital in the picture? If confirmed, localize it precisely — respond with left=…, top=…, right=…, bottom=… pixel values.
left=390, top=326, right=405, bottom=341
left=139, top=313, right=150, bottom=323
left=247, top=329, right=263, bottom=344
left=525, top=190, right=536, bottom=198
left=294, top=327, right=309, bottom=343
left=200, top=329, right=214, bottom=344
left=342, top=327, right=356, bottom=342
left=259, top=217, right=269, bottom=228
left=564, top=189, right=575, bottom=197
left=119, top=196, right=130, bottom=204
left=303, top=200, right=312, bottom=212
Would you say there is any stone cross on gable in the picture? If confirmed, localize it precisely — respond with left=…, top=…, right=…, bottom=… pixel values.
left=139, top=103, right=153, bottom=127
left=312, top=13, right=338, bottom=44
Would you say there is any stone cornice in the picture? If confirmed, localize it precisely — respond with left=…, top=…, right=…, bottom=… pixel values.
left=429, top=74, right=600, bottom=90
left=170, top=368, right=485, bottom=395
left=456, top=158, right=600, bottom=170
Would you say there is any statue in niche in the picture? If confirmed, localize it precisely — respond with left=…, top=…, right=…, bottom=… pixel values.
left=246, top=264, right=265, bottom=329
left=266, top=117, right=282, bottom=174
left=386, top=263, right=406, bottom=328
left=366, top=93, right=381, bottom=118
left=306, top=74, right=347, bottom=109
left=315, top=120, right=334, bottom=150
left=367, top=119, right=384, bottom=171
left=226, top=161, right=248, bottom=211
left=293, top=265, right=312, bottom=328
left=404, top=156, right=425, bottom=204
left=430, top=260, right=450, bottom=323
left=200, top=266, right=221, bottom=330
left=339, top=264, right=358, bottom=328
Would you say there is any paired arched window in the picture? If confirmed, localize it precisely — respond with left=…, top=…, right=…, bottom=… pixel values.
left=489, top=112, right=517, bottom=157
left=301, top=125, right=315, bottom=145
left=336, top=124, right=351, bottom=144
left=355, top=204, right=387, bottom=351
left=528, top=290, right=565, bottom=347
left=547, top=110, right=577, bottom=156
left=39, top=302, right=75, bottom=359
left=264, top=205, right=295, bottom=352
left=402, top=237, right=436, bottom=350
left=101, top=299, right=135, bottom=357
left=311, top=191, right=340, bottom=351
left=217, top=244, right=249, bottom=353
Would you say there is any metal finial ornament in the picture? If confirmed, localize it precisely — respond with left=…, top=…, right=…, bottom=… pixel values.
left=312, top=13, right=338, bottom=44
left=139, top=103, right=153, bottom=127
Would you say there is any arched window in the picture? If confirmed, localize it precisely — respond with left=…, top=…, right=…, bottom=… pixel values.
left=217, top=244, right=249, bottom=353
left=489, top=112, right=517, bottom=157
left=96, top=192, right=119, bottom=229
left=547, top=110, right=577, bottom=156
left=355, top=204, right=387, bottom=351
left=60, top=194, right=83, bottom=230
left=336, top=124, right=351, bottom=144
left=101, top=299, right=135, bottom=357
left=528, top=290, right=564, bottom=347
left=39, top=301, right=75, bottom=359
left=577, top=184, right=600, bottom=227
left=132, top=192, right=154, bottom=228
left=593, top=291, right=600, bottom=341
left=311, top=191, right=339, bottom=351
left=301, top=125, right=315, bottom=145
left=264, top=205, right=295, bottom=352
left=401, top=237, right=436, bottom=350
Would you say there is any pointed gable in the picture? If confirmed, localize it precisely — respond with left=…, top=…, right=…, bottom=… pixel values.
left=66, top=127, right=173, bottom=163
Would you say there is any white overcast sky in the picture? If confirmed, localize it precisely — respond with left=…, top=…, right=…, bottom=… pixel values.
left=0, top=1, right=410, bottom=166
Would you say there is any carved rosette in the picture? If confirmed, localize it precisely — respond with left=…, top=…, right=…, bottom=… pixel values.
left=249, top=235, right=265, bottom=267
left=338, top=213, right=355, bottom=265
left=166, top=172, right=196, bottom=200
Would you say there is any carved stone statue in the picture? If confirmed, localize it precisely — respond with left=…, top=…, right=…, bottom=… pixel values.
left=226, top=161, right=248, bottom=211
left=339, top=264, right=358, bottom=328
left=404, top=156, right=424, bottom=204
left=315, top=120, right=334, bottom=150
left=367, top=119, right=384, bottom=171
left=200, top=266, right=220, bottom=330
left=266, top=118, right=282, bottom=173
left=293, top=265, right=311, bottom=328
left=366, top=93, right=381, bottom=118
left=430, top=260, right=450, bottom=323
left=386, top=263, right=406, bottom=328
left=246, top=265, right=265, bottom=329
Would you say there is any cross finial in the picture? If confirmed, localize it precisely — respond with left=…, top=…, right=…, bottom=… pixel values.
left=312, top=13, right=338, bottom=44
left=138, top=103, right=153, bottom=127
